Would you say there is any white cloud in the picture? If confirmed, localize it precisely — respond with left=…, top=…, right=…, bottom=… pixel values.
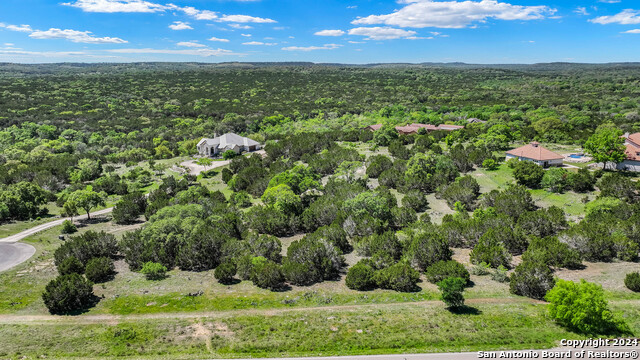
left=178, top=7, right=276, bottom=23
left=591, top=9, right=640, bottom=25
left=219, top=15, right=276, bottom=23
left=229, top=24, right=253, bottom=29
left=574, top=7, right=589, bottom=16
left=29, top=28, right=128, bottom=43
left=241, top=33, right=252, bottom=37
left=62, top=0, right=172, bottom=13
left=169, top=21, right=192, bottom=30
left=0, top=49, right=87, bottom=57
left=282, top=44, right=342, bottom=51
left=242, top=41, right=277, bottom=45
left=63, top=1, right=277, bottom=24
left=314, top=29, right=346, bottom=36
left=0, top=24, right=34, bottom=33
left=352, top=0, right=555, bottom=29
left=348, top=27, right=418, bottom=40
left=622, top=29, right=640, bottom=33
left=107, top=47, right=242, bottom=56
left=177, top=41, right=206, bottom=47
left=4, top=43, right=14, bottom=46
left=208, top=37, right=230, bottom=42
left=598, top=0, right=620, bottom=3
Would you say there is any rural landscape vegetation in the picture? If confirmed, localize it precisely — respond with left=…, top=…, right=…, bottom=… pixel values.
left=1, top=62, right=640, bottom=359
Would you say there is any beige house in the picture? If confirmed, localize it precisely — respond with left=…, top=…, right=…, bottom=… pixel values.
left=618, top=133, right=640, bottom=172
left=197, top=133, right=261, bottom=157
left=506, top=142, right=564, bottom=168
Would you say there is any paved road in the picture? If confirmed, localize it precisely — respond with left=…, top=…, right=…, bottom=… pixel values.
left=0, top=207, right=114, bottom=244
left=0, top=243, right=36, bottom=272
left=0, top=207, right=113, bottom=272
left=212, top=345, right=640, bottom=360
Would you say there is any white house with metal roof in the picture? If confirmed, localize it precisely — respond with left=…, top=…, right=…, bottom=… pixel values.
left=197, top=133, right=261, bottom=157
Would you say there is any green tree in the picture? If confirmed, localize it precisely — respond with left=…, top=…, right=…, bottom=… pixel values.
left=437, top=277, right=466, bottom=309
left=512, top=161, right=544, bottom=188
left=214, top=262, right=237, bottom=284
left=541, top=167, right=568, bottom=193
left=84, top=257, right=115, bottom=283
left=546, top=279, right=629, bottom=335
left=261, top=184, right=302, bottom=215
left=65, top=187, right=106, bottom=220
left=470, top=230, right=512, bottom=268
left=140, top=262, right=167, bottom=280
left=195, top=157, right=213, bottom=171
left=42, top=274, right=95, bottom=314
left=584, top=124, right=626, bottom=169
left=345, top=261, right=376, bottom=291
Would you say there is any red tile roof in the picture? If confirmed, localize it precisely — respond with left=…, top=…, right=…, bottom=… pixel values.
left=365, top=124, right=383, bottom=131
left=410, top=123, right=438, bottom=131
left=506, top=142, right=564, bottom=161
left=624, top=133, right=640, bottom=161
left=395, top=125, right=419, bottom=135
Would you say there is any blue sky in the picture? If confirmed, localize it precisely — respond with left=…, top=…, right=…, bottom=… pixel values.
left=0, top=0, right=639, bottom=64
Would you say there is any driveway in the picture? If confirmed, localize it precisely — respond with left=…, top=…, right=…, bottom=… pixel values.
left=181, top=159, right=231, bottom=176
left=0, top=243, right=36, bottom=272
left=0, top=207, right=114, bottom=272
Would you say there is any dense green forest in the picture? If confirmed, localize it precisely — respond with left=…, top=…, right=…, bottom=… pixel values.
left=1, top=63, right=640, bottom=221
left=2, top=64, right=640, bottom=357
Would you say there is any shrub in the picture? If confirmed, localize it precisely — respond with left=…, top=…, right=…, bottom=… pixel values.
left=523, top=237, right=582, bottom=269
left=61, top=220, right=77, bottom=234
left=140, top=262, right=167, bottom=280
left=345, top=261, right=376, bottom=291
left=54, top=231, right=118, bottom=267
left=613, top=234, right=639, bottom=262
left=112, top=192, right=147, bottom=225
left=58, top=256, right=84, bottom=275
left=490, top=265, right=510, bottom=283
left=230, top=191, right=252, bottom=208
left=42, top=274, right=94, bottom=314
left=250, top=257, right=285, bottom=291
left=470, top=230, right=512, bottom=268
left=470, top=262, right=491, bottom=276
left=546, top=279, right=629, bottom=335
left=221, top=168, right=233, bottom=183
left=374, top=262, right=420, bottom=292
left=223, top=150, right=238, bottom=160
left=401, top=190, right=428, bottom=212
left=84, top=257, right=115, bottom=283
left=425, top=260, right=470, bottom=285
left=541, top=167, right=568, bottom=193
left=366, top=155, right=393, bottom=178
left=512, top=161, right=544, bottom=189
left=408, top=231, right=452, bottom=271
left=567, top=168, right=595, bottom=193
left=481, top=158, right=498, bottom=170
left=437, top=277, right=466, bottom=309
left=214, top=262, right=237, bottom=284
left=284, top=236, right=343, bottom=285
left=509, top=260, right=555, bottom=300
left=625, top=272, right=640, bottom=292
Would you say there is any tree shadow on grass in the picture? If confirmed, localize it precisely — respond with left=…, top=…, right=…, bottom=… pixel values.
left=448, top=305, right=482, bottom=315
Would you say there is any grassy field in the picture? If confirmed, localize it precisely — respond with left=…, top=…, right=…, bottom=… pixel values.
left=3, top=300, right=639, bottom=359
left=473, top=164, right=588, bottom=217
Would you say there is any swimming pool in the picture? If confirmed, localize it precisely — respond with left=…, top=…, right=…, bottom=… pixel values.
left=568, top=154, right=584, bottom=159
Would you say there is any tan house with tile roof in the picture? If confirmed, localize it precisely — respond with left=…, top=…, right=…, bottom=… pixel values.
left=505, top=142, right=564, bottom=168
left=617, top=133, right=640, bottom=172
